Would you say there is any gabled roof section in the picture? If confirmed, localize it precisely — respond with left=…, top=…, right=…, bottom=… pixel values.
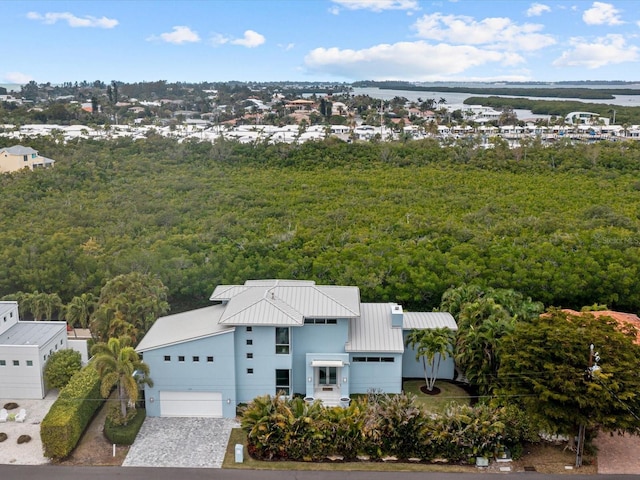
left=346, top=303, right=404, bottom=353
left=403, top=312, right=458, bottom=330
left=1, top=145, right=38, bottom=156
left=213, top=280, right=361, bottom=326
left=136, top=305, right=233, bottom=352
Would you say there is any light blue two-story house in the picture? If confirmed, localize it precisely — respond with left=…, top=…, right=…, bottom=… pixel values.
left=136, top=280, right=457, bottom=418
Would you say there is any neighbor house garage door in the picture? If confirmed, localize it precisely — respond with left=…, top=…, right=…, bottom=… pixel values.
left=159, top=391, right=223, bottom=417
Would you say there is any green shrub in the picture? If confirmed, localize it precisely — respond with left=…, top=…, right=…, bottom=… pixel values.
left=0, top=432, right=7, bottom=442
left=40, top=364, right=104, bottom=460
left=104, top=408, right=146, bottom=445
left=44, top=349, right=82, bottom=389
left=17, top=435, right=31, bottom=444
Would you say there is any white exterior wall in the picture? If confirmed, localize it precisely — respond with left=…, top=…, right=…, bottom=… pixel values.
left=0, top=345, right=43, bottom=398
left=67, top=339, right=89, bottom=364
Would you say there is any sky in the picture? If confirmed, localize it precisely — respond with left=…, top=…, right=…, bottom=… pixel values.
left=2, top=0, right=640, bottom=85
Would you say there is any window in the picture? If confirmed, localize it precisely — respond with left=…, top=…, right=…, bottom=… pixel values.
left=164, top=355, right=171, bottom=362
left=193, top=356, right=200, bottom=362
left=246, top=326, right=253, bottom=332
left=352, top=356, right=394, bottom=363
left=9, top=312, right=12, bottom=317
left=247, top=368, right=254, bottom=374
left=207, top=356, right=214, bottom=362
left=275, top=369, right=290, bottom=395
left=0, top=360, right=5, bottom=366
left=246, top=353, right=253, bottom=359
left=275, top=327, right=290, bottom=354
left=178, top=356, right=185, bottom=362
left=60, top=339, right=63, bottom=345
left=26, top=360, right=33, bottom=366
left=304, top=318, right=338, bottom=325
left=246, top=339, right=253, bottom=345
left=13, top=360, right=19, bottom=366
left=318, top=367, right=337, bottom=385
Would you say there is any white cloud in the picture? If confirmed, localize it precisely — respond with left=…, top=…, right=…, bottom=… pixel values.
left=3, top=72, right=33, bottom=84
left=583, top=2, right=623, bottom=25
left=278, top=43, right=295, bottom=51
left=412, top=13, right=555, bottom=52
left=304, top=41, right=523, bottom=80
left=211, top=33, right=230, bottom=46
left=230, top=30, right=265, bottom=48
left=330, top=0, right=419, bottom=12
left=26, top=11, right=118, bottom=28
left=526, top=3, right=551, bottom=17
left=153, top=26, right=200, bottom=44
left=553, top=34, right=638, bottom=68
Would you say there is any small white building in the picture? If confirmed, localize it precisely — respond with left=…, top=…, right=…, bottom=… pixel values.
left=0, top=301, right=68, bottom=399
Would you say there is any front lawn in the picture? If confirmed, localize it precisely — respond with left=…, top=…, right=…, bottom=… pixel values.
left=402, top=379, right=471, bottom=414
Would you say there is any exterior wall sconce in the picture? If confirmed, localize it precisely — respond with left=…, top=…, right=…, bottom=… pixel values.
left=308, top=377, right=312, bottom=383
left=149, top=397, right=154, bottom=403
left=227, top=398, right=231, bottom=404
left=343, top=377, right=348, bottom=383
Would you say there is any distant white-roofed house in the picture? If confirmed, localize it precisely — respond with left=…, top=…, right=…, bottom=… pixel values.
left=137, top=279, right=457, bottom=418
left=0, top=145, right=55, bottom=173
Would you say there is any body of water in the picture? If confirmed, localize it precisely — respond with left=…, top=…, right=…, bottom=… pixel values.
left=0, top=84, right=21, bottom=93
left=352, top=86, right=640, bottom=108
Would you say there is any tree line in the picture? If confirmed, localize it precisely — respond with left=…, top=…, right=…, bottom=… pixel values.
left=1, top=136, right=640, bottom=315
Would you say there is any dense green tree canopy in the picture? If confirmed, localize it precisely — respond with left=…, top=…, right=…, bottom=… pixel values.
left=1, top=137, right=640, bottom=317
left=498, top=309, right=640, bottom=438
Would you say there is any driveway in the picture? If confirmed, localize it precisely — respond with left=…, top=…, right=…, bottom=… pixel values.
left=594, top=431, right=640, bottom=474
left=122, top=417, right=239, bottom=468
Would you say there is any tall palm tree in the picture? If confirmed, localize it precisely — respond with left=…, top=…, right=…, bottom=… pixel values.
left=65, top=293, right=96, bottom=329
left=405, top=327, right=455, bottom=391
left=91, top=336, right=152, bottom=421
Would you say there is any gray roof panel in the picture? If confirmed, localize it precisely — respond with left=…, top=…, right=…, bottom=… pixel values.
left=136, top=305, right=233, bottom=352
left=0, top=321, right=66, bottom=346
left=346, top=303, right=404, bottom=353
left=403, top=311, right=458, bottom=330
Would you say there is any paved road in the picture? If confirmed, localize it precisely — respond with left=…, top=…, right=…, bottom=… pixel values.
left=0, top=466, right=633, bottom=480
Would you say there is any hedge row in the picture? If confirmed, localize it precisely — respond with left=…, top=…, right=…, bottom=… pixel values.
left=242, top=393, right=538, bottom=462
left=40, top=364, right=105, bottom=459
left=104, top=408, right=146, bottom=445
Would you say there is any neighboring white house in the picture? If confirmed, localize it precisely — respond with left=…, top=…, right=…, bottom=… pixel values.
left=0, top=145, right=55, bottom=173
left=0, top=301, right=68, bottom=399
left=564, top=111, right=610, bottom=126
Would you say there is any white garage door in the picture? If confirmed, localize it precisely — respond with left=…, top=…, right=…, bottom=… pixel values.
left=159, top=391, right=223, bottom=417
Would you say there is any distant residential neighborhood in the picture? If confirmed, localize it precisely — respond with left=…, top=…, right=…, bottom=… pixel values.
left=1, top=81, right=639, bottom=148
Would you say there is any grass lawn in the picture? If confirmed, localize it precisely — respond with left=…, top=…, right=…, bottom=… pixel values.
left=403, top=379, right=471, bottom=414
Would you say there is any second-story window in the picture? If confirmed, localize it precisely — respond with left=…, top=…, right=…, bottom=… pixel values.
left=275, top=327, right=290, bottom=354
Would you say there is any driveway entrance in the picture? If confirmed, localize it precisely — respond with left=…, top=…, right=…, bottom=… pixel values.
left=123, top=417, right=239, bottom=468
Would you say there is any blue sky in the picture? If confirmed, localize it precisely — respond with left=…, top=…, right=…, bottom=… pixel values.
left=2, top=0, right=640, bottom=84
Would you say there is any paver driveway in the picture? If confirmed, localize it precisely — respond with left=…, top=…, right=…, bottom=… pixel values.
left=123, top=417, right=239, bottom=468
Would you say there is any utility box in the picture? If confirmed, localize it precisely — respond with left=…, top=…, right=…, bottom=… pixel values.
left=235, top=444, right=244, bottom=463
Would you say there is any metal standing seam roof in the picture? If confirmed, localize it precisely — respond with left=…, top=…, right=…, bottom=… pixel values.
left=346, top=303, right=405, bottom=353
left=403, top=311, right=458, bottom=331
left=136, top=305, right=233, bottom=352
left=0, top=321, right=66, bottom=346
left=213, top=281, right=361, bottom=326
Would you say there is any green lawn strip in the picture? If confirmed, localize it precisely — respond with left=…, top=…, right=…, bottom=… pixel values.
left=402, top=380, right=471, bottom=414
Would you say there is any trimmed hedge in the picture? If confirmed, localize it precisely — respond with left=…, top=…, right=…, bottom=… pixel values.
left=104, top=408, right=146, bottom=445
left=40, top=364, right=104, bottom=460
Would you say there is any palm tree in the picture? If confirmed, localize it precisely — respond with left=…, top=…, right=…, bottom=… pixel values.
left=405, top=327, right=455, bottom=391
left=65, top=293, right=96, bottom=329
left=91, top=336, right=152, bottom=421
